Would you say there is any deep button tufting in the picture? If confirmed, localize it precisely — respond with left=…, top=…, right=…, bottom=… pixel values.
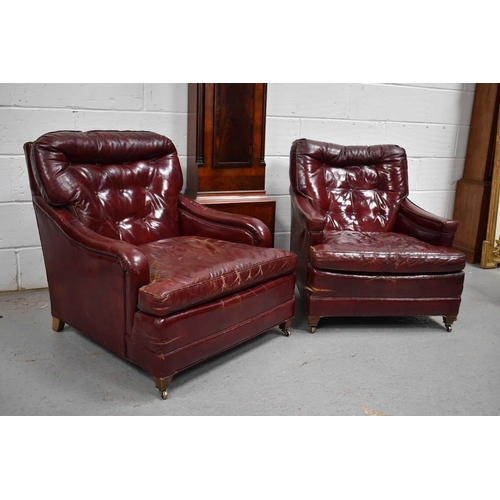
left=31, top=130, right=184, bottom=246
left=289, top=138, right=465, bottom=328
left=290, top=140, right=408, bottom=232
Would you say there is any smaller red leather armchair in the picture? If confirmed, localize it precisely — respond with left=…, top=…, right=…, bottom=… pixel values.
left=24, top=131, right=296, bottom=399
left=290, top=138, right=466, bottom=333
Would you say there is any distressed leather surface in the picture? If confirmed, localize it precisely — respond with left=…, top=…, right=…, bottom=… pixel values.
left=178, top=194, right=272, bottom=247
left=311, top=231, right=466, bottom=274
left=25, top=131, right=297, bottom=385
left=30, top=130, right=183, bottom=246
left=305, top=264, right=465, bottom=298
left=290, top=138, right=408, bottom=232
left=289, top=138, right=466, bottom=322
left=31, top=194, right=147, bottom=356
left=138, top=236, right=297, bottom=316
left=396, top=198, right=458, bottom=247
left=131, top=274, right=295, bottom=356
left=127, top=296, right=295, bottom=379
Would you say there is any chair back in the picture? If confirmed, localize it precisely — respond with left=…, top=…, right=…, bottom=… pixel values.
left=25, top=130, right=183, bottom=245
left=290, top=138, right=409, bottom=232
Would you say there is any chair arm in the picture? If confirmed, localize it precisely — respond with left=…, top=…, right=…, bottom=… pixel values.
left=396, top=198, right=458, bottom=247
left=290, top=190, right=325, bottom=294
left=34, top=195, right=150, bottom=277
left=178, top=194, right=272, bottom=247
left=290, top=189, right=326, bottom=233
left=33, top=195, right=150, bottom=352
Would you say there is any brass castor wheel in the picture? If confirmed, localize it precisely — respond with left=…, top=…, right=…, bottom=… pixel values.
left=279, top=320, right=292, bottom=337
left=153, top=375, right=173, bottom=401
left=308, top=316, right=320, bottom=334
left=442, top=315, right=457, bottom=333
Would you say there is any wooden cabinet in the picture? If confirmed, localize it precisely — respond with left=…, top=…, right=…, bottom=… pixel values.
left=186, top=83, right=276, bottom=244
left=452, top=84, right=499, bottom=263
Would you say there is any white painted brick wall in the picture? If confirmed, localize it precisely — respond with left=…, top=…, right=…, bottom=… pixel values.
left=348, top=84, right=474, bottom=124
left=0, top=250, right=17, bottom=290
left=0, top=83, right=474, bottom=291
left=1, top=83, right=144, bottom=110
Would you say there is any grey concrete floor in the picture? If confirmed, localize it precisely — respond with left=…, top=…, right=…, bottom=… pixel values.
left=1, top=262, right=499, bottom=415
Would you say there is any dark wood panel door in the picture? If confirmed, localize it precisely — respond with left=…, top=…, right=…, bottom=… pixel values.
left=188, top=83, right=267, bottom=194
left=187, top=83, right=276, bottom=245
left=214, top=83, right=254, bottom=168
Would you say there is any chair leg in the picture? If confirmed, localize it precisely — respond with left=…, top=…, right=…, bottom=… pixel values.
left=443, top=315, right=457, bottom=332
left=279, top=319, right=292, bottom=337
left=52, top=317, right=65, bottom=332
left=308, top=316, right=321, bottom=334
left=153, top=375, right=174, bottom=400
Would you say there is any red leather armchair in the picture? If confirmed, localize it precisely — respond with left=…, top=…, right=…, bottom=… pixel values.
left=24, top=131, right=296, bottom=399
left=290, top=138, right=466, bottom=333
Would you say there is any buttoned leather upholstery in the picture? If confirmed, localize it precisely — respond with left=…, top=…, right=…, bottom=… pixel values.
left=290, top=138, right=465, bottom=331
left=31, top=131, right=182, bottom=245
left=24, top=130, right=296, bottom=398
left=291, top=142, right=408, bottom=232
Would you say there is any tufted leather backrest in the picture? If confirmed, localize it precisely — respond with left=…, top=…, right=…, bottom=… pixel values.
left=290, top=138, right=408, bottom=232
left=28, top=130, right=183, bottom=245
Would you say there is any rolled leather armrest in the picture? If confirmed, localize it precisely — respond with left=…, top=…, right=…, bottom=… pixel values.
left=178, top=194, right=272, bottom=247
left=396, top=198, right=458, bottom=247
left=33, top=195, right=150, bottom=278
left=290, top=190, right=325, bottom=295
left=33, top=195, right=150, bottom=347
left=290, top=189, right=326, bottom=233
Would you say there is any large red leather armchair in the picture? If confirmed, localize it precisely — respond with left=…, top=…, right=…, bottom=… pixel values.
left=24, top=131, right=296, bottom=399
left=289, top=138, right=466, bottom=333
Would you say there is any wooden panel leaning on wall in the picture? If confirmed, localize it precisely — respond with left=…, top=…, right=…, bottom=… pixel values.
left=452, top=83, right=499, bottom=263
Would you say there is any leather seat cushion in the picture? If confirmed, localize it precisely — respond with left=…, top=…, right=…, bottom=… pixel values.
left=137, top=236, right=297, bottom=316
left=310, top=231, right=466, bottom=274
